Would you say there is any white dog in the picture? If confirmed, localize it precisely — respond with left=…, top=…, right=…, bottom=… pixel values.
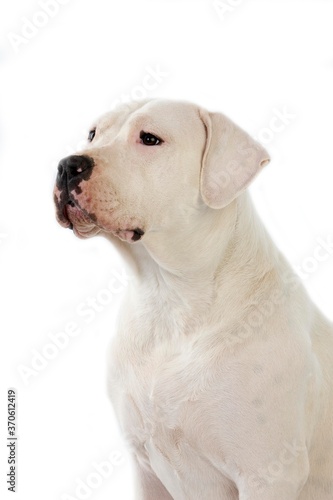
left=54, top=99, right=333, bottom=499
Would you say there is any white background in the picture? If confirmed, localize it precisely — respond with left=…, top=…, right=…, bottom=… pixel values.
left=1, top=1, right=333, bottom=499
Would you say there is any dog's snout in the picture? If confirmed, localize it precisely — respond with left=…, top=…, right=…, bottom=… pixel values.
left=57, top=155, right=94, bottom=182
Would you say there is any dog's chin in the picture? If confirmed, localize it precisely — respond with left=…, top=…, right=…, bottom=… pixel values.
left=59, top=204, right=101, bottom=239
left=57, top=204, right=145, bottom=243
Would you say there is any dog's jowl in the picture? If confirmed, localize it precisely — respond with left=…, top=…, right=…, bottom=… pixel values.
left=54, top=99, right=333, bottom=500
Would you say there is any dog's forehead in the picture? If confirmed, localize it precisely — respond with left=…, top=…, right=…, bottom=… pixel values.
left=129, top=99, right=200, bottom=129
left=94, top=99, right=200, bottom=137
left=93, top=101, right=145, bottom=133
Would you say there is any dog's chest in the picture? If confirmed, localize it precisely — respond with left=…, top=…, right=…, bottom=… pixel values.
left=109, top=333, right=237, bottom=499
left=113, top=334, right=196, bottom=440
left=110, top=319, right=209, bottom=442
left=111, top=287, right=210, bottom=438
left=107, top=286, right=241, bottom=497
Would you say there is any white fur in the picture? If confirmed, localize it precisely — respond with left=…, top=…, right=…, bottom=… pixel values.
left=56, top=99, right=333, bottom=499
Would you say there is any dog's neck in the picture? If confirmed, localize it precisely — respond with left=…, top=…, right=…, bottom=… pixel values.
left=112, top=193, right=281, bottom=317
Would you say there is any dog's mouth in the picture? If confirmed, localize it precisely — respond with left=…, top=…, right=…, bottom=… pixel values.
left=61, top=201, right=101, bottom=239
left=53, top=185, right=99, bottom=237
left=64, top=200, right=78, bottom=229
left=54, top=189, right=145, bottom=243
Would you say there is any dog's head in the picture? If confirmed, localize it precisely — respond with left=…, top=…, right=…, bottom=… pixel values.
left=54, top=99, right=269, bottom=243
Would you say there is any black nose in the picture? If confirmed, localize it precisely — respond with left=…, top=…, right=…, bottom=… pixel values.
left=57, top=155, right=94, bottom=184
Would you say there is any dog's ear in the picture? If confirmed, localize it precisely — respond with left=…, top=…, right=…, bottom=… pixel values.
left=199, top=109, right=270, bottom=209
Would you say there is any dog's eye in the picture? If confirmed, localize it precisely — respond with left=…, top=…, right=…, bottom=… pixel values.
left=140, top=131, right=163, bottom=146
left=88, top=128, right=96, bottom=142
